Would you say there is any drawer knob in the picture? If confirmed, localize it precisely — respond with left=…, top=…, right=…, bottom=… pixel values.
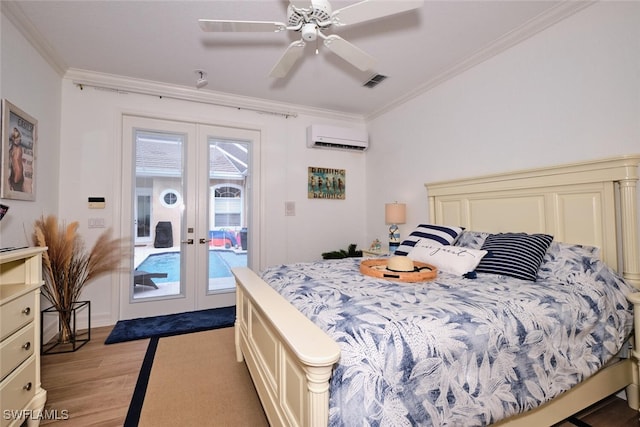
left=22, top=341, right=31, bottom=351
left=22, top=306, right=31, bottom=316
left=23, top=382, right=32, bottom=391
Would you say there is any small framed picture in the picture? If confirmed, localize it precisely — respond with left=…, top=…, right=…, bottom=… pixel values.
left=1, top=99, right=37, bottom=200
left=308, top=167, right=346, bottom=199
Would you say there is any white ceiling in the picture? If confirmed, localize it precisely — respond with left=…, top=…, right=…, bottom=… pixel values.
left=3, top=1, right=592, bottom=118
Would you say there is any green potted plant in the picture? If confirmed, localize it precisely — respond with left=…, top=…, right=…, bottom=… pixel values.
left=32, top=215, right=126, bottom=345
left=321, top=243, right=363, bottom=259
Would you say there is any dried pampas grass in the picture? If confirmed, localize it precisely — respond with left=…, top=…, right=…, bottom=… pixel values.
left=32, top=215, right=127, bottom=340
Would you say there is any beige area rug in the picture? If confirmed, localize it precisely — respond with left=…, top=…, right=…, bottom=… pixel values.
left=137, top=328, right=268, bottom=426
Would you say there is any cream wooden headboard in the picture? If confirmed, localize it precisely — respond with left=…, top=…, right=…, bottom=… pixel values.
left=426, top=155, right=640, bottom=289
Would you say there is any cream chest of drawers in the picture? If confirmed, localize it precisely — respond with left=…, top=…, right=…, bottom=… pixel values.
left=0, top=247, right=47, bottom=427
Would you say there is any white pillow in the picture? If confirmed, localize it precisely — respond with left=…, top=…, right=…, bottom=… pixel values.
left=408, top=244, right=487, bottom=276
left=394, top=224, right=464, bottom=256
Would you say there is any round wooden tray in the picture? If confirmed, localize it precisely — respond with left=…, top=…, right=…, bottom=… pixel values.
left=360, top=258, right=437, bottom=283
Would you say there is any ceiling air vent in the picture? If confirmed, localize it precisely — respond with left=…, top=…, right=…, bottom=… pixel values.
left=363, top=74, right=387, bottom=88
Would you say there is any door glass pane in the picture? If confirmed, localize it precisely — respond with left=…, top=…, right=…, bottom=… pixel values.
left=133, top=130, right=184, bottom=300
left=207, top=139, right=248, bottom=293
left=135, top=191, right=151, bottom=241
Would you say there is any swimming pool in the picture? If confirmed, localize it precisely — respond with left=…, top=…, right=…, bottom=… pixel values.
left=136, top=250, right=247, bottom=282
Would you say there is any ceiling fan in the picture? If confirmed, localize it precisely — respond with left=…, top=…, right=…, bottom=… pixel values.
left=199, top=0, right=424, bottom=79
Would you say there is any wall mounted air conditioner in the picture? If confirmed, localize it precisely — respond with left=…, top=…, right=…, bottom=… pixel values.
left=307, top=125, right=368, bottom=152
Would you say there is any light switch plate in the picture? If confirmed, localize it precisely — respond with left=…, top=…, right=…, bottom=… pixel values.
left=285, top=201, right=295, bottom=216
left=88, top=218, right=106, bottom=228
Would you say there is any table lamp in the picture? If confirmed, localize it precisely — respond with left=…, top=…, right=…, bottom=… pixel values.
left=385, top=202, right=406, bottom=254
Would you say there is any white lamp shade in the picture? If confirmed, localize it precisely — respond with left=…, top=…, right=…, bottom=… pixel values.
left=385, top=203, right=406, bottom=224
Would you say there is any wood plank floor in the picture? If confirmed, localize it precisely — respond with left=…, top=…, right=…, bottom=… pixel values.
left=40, top=326, right=149, bottom=426
left=553, top=396, right=640, bottom=427
left=39, top=325, right=640, bottom=426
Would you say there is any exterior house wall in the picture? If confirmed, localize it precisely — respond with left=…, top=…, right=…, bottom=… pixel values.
left=151, top=177, right=182, bottom=249
left=209, top=178, right=246, bottom=234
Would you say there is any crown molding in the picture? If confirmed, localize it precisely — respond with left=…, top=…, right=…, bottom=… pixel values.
left=366, top=0, right=596, bottom=121
left=65, top=68, right=365, bottom=121
left=2, top=1, right=67, bottom=76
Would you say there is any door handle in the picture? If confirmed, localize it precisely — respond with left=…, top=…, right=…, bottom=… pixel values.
left=181, top=239, right=194, bottom=245
left=199, top=238, right=211, bottom=244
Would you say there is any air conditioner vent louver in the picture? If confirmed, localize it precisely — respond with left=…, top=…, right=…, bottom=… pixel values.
left=307, top=125, right=368, bottom=152
left=314, top=141, right=367, bottom=151
left=363, top=74, right=387, bottom=88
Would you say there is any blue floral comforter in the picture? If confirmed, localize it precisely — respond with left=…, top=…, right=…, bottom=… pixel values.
left=261, top=245, right=634, bottom=426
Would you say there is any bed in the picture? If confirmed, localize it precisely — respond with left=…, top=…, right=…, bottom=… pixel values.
left=232, top=154, right=640, bottom=426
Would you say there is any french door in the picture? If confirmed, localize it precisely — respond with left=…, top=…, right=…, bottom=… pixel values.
left=120, top=115, right=260, bottom=320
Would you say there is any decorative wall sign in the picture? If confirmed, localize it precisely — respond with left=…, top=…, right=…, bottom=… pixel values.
left=1, top=100, right=37, bottom=200
left=308, top=167, right=345, bottom=199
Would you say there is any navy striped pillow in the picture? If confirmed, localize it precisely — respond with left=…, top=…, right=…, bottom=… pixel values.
left=394, top=224, right=463, bottom=256
left=475, top=233, right=553, bottom=281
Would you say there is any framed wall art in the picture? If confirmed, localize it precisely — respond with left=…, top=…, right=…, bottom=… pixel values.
left=1, top=99, right=36, bottom=200
left=308, top=167, right=345, bottom=199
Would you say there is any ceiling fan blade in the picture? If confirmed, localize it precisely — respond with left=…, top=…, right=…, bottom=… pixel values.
left=269, top=40, right=306, bottom=78
left=323, top=35, right=376, bottom=72
left=198, top=19, right=287, bottom=33
left=331, top=0, right=424, bottom=26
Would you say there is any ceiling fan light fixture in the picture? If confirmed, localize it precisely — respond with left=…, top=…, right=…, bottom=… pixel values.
left=301, top=23, right=318, bottom=41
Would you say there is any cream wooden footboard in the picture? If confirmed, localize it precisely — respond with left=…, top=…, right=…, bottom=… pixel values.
left=233, top=154, right=640, bottom=426
left=232, top=266, right=340, bottom=427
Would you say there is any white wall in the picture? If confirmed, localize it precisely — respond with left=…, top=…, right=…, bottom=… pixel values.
left=366, top=2, right=640, bottom=244
left=58, top=79, right=367, bottom=325
left=0, top=14, right=61, bottom=248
